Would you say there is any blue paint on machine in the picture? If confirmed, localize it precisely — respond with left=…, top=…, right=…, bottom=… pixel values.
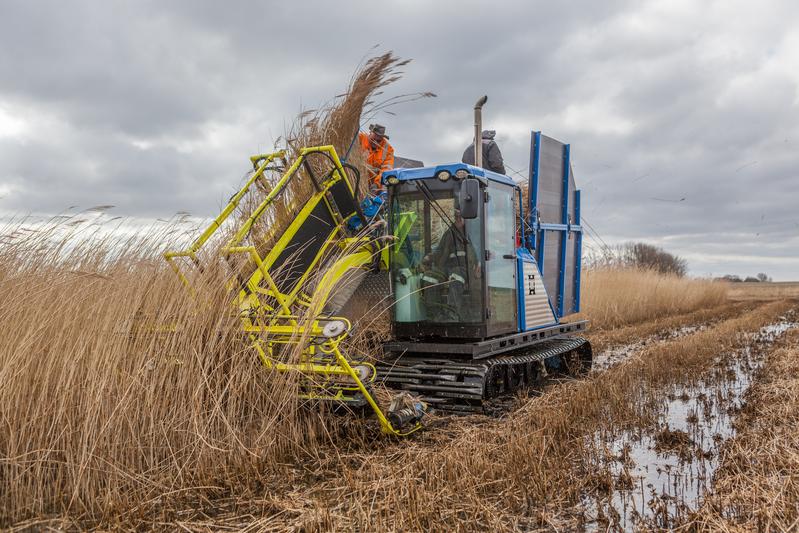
left=385, top=129, right=584, bottom=338
left=557, top=143, right=571, bottom=318
left=382, top=162, right=516, bottom=188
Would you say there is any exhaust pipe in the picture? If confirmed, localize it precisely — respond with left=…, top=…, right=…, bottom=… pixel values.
left=473, top=95, right=488, bottom=168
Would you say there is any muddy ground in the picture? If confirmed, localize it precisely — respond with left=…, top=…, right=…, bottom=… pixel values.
left=583, top=307, right=797, bottom=530
left=11, top=297, right=799, bottom=532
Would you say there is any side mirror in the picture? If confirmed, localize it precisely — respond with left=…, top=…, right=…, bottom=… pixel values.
left=459, top=178, right=481, bottom=219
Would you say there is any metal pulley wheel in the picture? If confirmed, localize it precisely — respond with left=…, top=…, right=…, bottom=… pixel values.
left=322, top=320, right=347, bottom=338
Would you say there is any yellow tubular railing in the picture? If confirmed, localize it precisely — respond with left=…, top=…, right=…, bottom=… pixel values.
left=164, top=150, right=285, bottom=290
left=163, top=145, right=423, bottom=436
left=226, top=145, right=351, bottom=249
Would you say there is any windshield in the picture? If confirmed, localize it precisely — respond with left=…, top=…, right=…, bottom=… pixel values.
left=390, top=183, right=483, bottom=324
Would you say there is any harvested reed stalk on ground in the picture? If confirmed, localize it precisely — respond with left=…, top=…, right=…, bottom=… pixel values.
left=131, top=300, right=795, bottom=531
left=686, top=328, right=799, bottom=531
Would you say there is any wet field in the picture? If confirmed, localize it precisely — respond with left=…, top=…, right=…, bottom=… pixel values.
left=583, top=319, right=797, bottom=530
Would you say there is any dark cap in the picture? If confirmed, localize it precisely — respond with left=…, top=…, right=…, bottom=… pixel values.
left=369, top=123, right=389, bottom=139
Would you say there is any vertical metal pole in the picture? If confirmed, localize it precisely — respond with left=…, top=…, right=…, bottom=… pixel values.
left=473, top=95, right=488, bottom=168
left=574, top=189, right=582, bottom=313
left=517, top=188, right=525, bottom=246
left=557, top=144, right=571, bottom=318
left=529, top=131, right=542, bottom=251
left=538, top=231, right=546, bottom=274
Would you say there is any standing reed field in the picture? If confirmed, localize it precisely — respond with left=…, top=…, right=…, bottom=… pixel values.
left=0, top=52, right=419, bottom=525
left=577, top=267, right=728, bottom=330
left=0, top=224, right=730, bottom=526
left=0, top=218, right=319, bottom=525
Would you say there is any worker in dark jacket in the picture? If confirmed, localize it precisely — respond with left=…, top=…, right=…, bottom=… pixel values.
left=429, top=211, right=479, bottom=278
left=420, top=210, right=481, bottom=321
left=462, top=129, right=506, bottom=174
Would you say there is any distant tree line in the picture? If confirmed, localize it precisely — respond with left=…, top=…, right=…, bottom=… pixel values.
left=716, top=273, right=772, bottom=283
left=585, top=242, right=688, bottom=277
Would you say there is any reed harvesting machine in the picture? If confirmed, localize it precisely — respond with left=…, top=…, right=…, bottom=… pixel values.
left=165, top=97, right=591, bottom=436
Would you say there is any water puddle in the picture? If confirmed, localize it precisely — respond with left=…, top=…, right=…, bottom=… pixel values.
left=592, top=324, right=705, bottom=372
left=582, top=319, right=797, bottom=531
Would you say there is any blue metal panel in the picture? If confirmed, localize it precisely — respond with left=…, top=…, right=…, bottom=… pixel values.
left=516, top=249, right=526, bottom=332
left=528, top=131, right=542, bottom=250
left=517, top=188, right=525, bottom=248
left=557, top=144, right=570, bottom=318
left=383, top=163, right=516, bottom=187
left=537, top=229, right=546, bottom=275
left=574, top=189, right=583, bottom=312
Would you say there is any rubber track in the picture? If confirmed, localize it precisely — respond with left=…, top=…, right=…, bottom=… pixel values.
left=376, top=337, right=591, bottom=413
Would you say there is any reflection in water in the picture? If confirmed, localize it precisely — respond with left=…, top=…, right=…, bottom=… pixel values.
left=583, top=320, right=797, bottom=531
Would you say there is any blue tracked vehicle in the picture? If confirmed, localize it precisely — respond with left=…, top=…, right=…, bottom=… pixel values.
left=165, top=96, right=592, bottom=434
left=374, top=98, right=591, bottom=413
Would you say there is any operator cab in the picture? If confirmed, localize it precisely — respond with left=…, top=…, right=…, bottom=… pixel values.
left=385, top=163, right=519, bottom=341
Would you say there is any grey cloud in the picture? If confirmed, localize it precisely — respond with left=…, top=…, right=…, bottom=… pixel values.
left=0, top=0, right=797, bottom=279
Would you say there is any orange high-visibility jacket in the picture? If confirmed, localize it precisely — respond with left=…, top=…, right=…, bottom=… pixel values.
left=358, top=132, right=395, bottom=187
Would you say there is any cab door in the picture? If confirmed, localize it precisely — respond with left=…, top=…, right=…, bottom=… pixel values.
left=484, top=182, right=518, bottom=336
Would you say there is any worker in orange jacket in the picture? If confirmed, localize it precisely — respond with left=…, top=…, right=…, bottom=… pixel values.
left=358, top=124, right=395, bottom=191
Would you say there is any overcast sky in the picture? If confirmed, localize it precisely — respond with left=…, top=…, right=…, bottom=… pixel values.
left=1, top=1, right=798, bottom=279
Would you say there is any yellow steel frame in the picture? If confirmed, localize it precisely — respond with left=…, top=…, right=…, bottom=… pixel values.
left=164, top=150, right=286, bottom=292
left=164, top=145, right=420, bottom=436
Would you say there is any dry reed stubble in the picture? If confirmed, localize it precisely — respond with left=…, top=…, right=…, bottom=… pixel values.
left=160, top=300, right=796, bottom=532
left=727, top=281, right=799, bottom=301
left=587, top=299, right=753, bottom=353
left=685, top=327, right=799, bottom=532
